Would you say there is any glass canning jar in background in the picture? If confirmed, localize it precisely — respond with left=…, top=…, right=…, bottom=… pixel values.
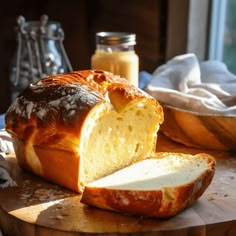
left=91, top=32, right=139, bottom=87
left=10, top=15, right=73, bottom=101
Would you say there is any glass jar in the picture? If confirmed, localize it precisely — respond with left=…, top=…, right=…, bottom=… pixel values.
left=91, top=32, right=139, bottom=87
left=10, top=15, right=73, bottom=101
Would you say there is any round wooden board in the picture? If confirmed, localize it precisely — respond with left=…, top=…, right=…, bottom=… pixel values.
left=0, top=134, right=236, bottom=236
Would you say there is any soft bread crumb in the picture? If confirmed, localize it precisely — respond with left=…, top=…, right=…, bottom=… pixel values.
left=80, top=99, right=160, bottom=184
left=86, top=154, right=212, bottom=190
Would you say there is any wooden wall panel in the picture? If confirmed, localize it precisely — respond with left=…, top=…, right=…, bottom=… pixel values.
left=0, top=0, right=166, bottom=113
left=86, top=0, right=165, bottom=72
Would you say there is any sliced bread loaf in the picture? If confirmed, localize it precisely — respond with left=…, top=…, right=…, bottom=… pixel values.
left=81, top=152, right=215, bottom=218
left=5, top=70, right=163, bottom=192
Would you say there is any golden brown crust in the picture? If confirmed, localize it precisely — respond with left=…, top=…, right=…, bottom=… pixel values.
left=81, top=153, right=215, bottom=218
left=6, top=70, right=161, bottom=141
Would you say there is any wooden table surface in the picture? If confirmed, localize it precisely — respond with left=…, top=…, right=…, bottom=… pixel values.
left=0, top=133, right=236, bottom=236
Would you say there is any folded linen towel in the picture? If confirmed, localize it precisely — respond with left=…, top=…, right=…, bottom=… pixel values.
left=0, top=129, right=16, bottom=189
left=146, top=53, right=236, bottom=116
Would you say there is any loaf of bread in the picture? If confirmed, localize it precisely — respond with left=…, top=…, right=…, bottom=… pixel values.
left=81, top=152, right=215, bottom=218
left=5, top=70, right=164, bottom=193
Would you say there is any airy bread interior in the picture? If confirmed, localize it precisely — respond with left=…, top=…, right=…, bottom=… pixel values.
left=86, top=153, right=212, bottom=190
left=80, top=98, right=160, bottom=185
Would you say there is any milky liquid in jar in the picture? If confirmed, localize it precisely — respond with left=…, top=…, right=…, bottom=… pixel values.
left=91, top=32, right=139, bottom=87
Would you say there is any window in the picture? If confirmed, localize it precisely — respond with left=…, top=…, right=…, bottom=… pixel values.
left=209, top=0, right=236, bottom=74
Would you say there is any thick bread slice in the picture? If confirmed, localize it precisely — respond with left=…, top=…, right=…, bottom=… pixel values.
left=81, top=152, right=215, bottom=218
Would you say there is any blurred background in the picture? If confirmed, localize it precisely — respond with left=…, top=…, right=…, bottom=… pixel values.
left=0, top=0, right=234, bottom=113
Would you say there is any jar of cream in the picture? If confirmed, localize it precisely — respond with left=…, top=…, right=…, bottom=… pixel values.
left=91, top=32, right=139, bottom=87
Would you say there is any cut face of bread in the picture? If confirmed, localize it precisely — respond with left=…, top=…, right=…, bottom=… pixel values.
left=80, top=98, right=160, bottom=185
left=81, top=152, right=215, bottom=218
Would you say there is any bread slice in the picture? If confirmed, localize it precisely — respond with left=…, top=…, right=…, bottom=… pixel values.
left=81, top=152, right=215, bottom=218
left=5, top=70, right=163, bottom=192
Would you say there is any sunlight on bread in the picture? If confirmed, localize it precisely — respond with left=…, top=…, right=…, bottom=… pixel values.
left=85, top=154, right=211, bottom=189
left=5, top=69, right=215, bottom=219
left=81, top=152, right=215, bottom=218
left=81, top=99, right=160, bottom=184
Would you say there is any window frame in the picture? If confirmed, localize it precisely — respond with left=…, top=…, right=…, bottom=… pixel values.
left=165, top=0, right=210, bottom=61
left=208, top=0, right=227, bottom=61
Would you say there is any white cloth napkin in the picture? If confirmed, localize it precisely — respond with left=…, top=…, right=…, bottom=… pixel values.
left=0, top=129, right=16, bottom=189
left=0, top=130, right=16, bottom=236
left=146, top=53, right=236, bottom=115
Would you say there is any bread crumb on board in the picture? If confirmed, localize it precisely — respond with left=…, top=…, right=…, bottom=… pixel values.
left=19, top=179, right=76, bottom=206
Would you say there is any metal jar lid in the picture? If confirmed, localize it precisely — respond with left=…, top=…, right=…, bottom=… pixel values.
left=96, top=32, right=136, bottom=46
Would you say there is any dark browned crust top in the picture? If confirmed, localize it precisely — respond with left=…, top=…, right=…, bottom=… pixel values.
left=5, top=70, right=162, bottom=143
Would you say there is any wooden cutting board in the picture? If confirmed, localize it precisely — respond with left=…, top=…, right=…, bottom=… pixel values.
left=0, top=134, right=236, bottom=236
